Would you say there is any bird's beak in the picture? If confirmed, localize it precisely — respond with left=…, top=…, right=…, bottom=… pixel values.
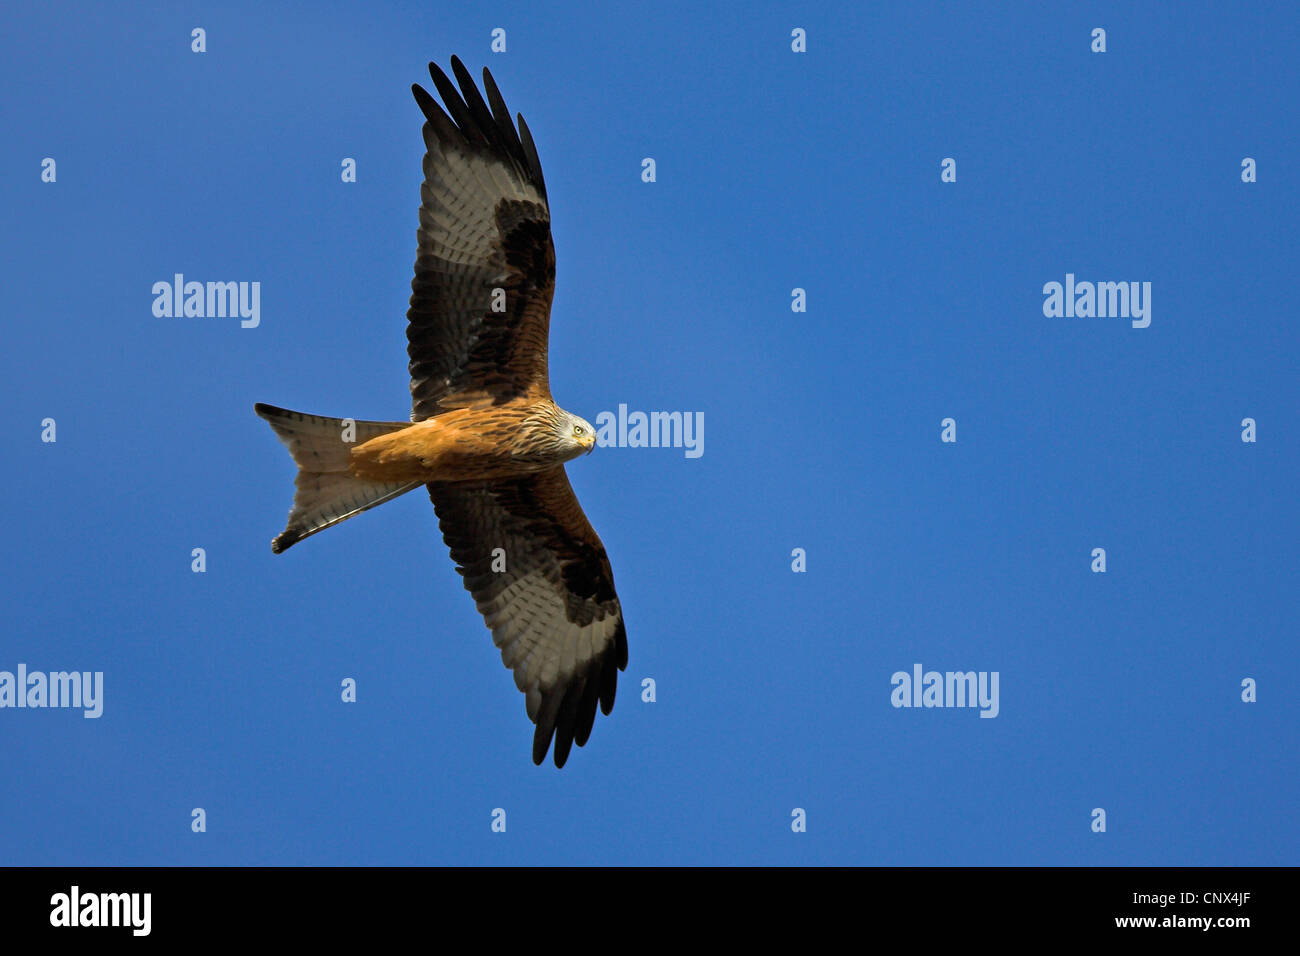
left=583, top=435, right=595, bottom=454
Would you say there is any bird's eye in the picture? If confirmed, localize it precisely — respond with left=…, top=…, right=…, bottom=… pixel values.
left=574, top=425, right=584, bottom=436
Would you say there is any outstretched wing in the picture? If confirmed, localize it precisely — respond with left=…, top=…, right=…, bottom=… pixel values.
left=408, top=57, right=554, bottom=420
left=428, top=467, right=627, bottom=767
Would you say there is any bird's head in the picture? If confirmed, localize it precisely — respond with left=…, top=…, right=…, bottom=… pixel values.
left=563, top=412, right=597, bottom=457
left=528, top=406, right=596, bottom=463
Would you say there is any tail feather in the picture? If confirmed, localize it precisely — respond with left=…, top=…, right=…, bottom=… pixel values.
left=254, top=403, right=421, bottom=553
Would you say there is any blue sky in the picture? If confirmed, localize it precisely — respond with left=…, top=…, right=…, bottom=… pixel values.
left=2, top=0, right=1296, bottom=865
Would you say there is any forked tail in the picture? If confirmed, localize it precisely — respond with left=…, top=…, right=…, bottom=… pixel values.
left=254, top=403, right=421, bottom=553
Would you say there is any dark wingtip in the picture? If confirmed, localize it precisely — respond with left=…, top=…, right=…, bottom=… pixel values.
left=551, top=683, right=584, bottom=768
left=599, top=663, right=617, bottom=716
left=411, top=83, right=437, bottom=117
left=270, top=529, right=300, bottom=554
left=574, top=676, right=601, bottom=748
left=598, top=620, right=627, bottom=715
left=532, top=725, right=551, bottom=766
left=414, top=58, right=546, bottom=198
left=515, top=113, right=547, bottom=198
left=615, top=619, right=629, bottom=670
left=552, top=739, right=571, bottom=768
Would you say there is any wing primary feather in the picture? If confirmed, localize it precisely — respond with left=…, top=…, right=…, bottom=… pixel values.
left=599, top=627, right=626, bottom=716
left=516, top=113, right=548, bottom=198
left=481, top=69, right=527, bottom=169
left=615, top=619, right=629, bottom=669
left=574, top=673, right=602, bottom=747
left=551, top=678, right=587, bottom=768
left=451, top=56, right=506, bottom=154
left=599, top=658, right=618, bottom=715
left=428, top=61, right=487, bottom=146
left=532, top=690, right=564, bottom=766
left=411, top=83, right=440, bottom=123
left=411, top=84, right=463, bottom=147
left=531, top=726, right=549, bottom=766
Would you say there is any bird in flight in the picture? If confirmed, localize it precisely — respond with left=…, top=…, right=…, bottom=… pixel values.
left=255, top=57, right=627, bottom=768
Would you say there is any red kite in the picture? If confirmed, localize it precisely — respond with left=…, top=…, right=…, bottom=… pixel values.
left=256, top=58, right=626, bottom=768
